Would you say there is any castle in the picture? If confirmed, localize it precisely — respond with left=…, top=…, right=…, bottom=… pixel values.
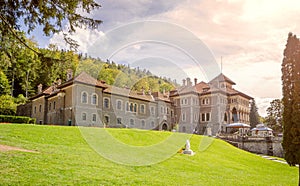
left=19, top=70, right=252, bottom=136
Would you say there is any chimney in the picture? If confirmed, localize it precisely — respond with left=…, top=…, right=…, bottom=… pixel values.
left=182, top=79, right=186, bottom=86
left=194, top=78, right=198, bottom=85
left=66, top=69, right=73, bottom=81
left=38, top=84, right=43, bottom=94
left=187, top=78, right=192, bottom=86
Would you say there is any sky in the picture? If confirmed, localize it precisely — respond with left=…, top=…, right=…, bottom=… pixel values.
left=29, top=0, right=300, bottom=116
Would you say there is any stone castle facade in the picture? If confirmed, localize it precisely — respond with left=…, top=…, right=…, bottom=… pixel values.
left=19, top=70, right=252, bottom=136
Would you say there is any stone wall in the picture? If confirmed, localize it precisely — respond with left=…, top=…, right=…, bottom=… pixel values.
left=220, top=136, right=284, bottom=157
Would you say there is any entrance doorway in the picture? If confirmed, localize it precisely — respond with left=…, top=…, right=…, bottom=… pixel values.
left=162, top=123, right=168, bottom=131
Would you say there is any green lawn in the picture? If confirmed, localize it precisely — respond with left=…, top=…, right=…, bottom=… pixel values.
left=0, top=124, right=297, bottom=185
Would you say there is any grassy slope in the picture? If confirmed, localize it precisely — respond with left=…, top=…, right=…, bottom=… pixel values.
left=0, top=124, right=297, bottom=185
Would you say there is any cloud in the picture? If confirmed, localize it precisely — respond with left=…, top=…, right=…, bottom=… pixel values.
left=49, top=27, right=105, bottom=53
left=47, top=0, right=300, bottom=114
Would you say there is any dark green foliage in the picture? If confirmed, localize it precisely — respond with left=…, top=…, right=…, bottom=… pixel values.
left=281, top=33, right=300, bottom=183
left=249, top=99, right=260, bottom=128
left=265, top=99, right=283, bottom=134
left=0, top=115, right=35, bottom=124
left=0, top=0, right=102, bottom=50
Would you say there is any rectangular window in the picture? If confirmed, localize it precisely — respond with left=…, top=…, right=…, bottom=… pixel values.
left=206, top=113, right=210, bottom=121
left=130, top=119, right=134, bottom=125
left=82, top=113, right=87, bottom=121
left=92, top=114, right=96, bottom=122
left=49, top=103, right=51, bottom=111
left=141, top=120, right=145, bottom=127
left=53, top=101, right=56, bottom=109
left=201, top=113, right=205, bottom=122
left=117, top=117, right=122, bottom=124
left=39, top=105, right=42, bottom=112
left=182, top=113, right=186, bottom=121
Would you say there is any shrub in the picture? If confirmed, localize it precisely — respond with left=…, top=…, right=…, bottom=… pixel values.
left=0, top=115, right=36, bottom=124
left=0, top=95, right=16, bottom=115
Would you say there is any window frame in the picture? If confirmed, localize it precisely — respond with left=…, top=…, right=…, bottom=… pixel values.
left=82, top=112, right=87, bottom=121
left=103, top=97, right=110, bottom=109
left=130, top=118, right=135, bottom=126
left=117, top=117, right=122, bottom=125
left=140, top=104, right=146, bottom=114
left=81, top=91, right=88, bottom=104
left=92, top=113, right=97, bottom=122
left=91, top=93, right=98, bottom=105
left=116, top=100, right=123, bottom=110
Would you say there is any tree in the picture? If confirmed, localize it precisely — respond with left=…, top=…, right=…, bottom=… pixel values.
left=249, top=99, right=260, bottom=128
left=265, top=99, right=283, bottom=134
left=281, top=32, right=300, bottom=185
left=0, top=0, right=102, bottom=50
left=0, top=70, right=10, bottom=95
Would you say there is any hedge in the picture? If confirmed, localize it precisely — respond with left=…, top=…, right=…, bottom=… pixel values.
left=0, top=115, right=36, bottom=124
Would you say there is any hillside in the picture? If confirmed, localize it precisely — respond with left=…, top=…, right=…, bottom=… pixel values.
left=76, top=58, right=177, bottom=93
left=0, top=124, right=297, bottom=185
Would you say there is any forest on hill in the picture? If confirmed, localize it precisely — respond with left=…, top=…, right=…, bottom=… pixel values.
left=0, top=33, right=177, bottom=115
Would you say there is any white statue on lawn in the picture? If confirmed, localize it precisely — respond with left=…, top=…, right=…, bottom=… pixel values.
left=185, top=139, right=190, bottom=151
left=183, top=139, right=194, bottom=155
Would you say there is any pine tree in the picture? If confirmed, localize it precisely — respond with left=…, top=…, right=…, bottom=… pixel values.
left=249, top=99, right=260, bottom=128
left=281, top=32, right=300, bottom=185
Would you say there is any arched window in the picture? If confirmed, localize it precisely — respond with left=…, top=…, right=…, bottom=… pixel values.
left=81, top=92, right=88, bottom=103
left=232, top=107, right=238, bottom=122
left=134, top=103, right=137, bottom=112
left=103, top=98, right=110, bottom=108
left=130, top=103, right=133, bottom=112
left=117, top=100, right=122, bottom=110
left=104, top=115, right=109, bottom=124
left=140, top=104, right=145, bottom=114
left=151, top=121, right=155, bottom=128
left=126, top=102, right=129, bottom=111
left=91, top=94, right=97, bottom=105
